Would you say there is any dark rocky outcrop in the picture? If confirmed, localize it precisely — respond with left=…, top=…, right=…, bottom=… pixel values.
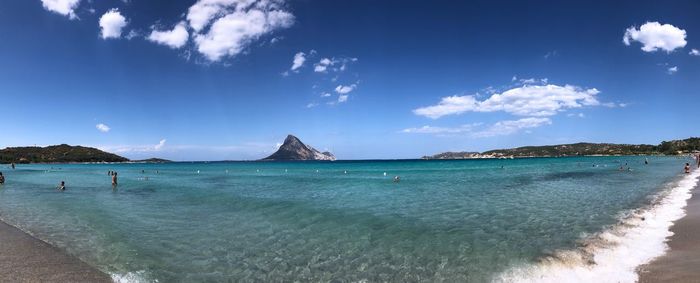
left=262, top=135, right=336, bottom=161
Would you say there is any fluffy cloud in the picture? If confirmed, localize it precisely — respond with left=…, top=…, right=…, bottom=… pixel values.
left=690, top=49, right=700, bottom=56
left=667, top=66, right=678, bottom=74
left=96, top=123, right=110, bottom=132
left=335, top=84, right=356, bottom=94
left=623, top=22, right=687, bottom=53
left=413, top=84, right=600, bottom=119
left=148, top=22, right=189, bottom=48
left=314, top=58, right=333, bottom=72
left=314, top=57, right=357, bottom=73
left=401, top=123, right=480, bottom=134
left=98, top=139, right=167, bottom=153
left=41, top=0, right=80, bottom=19
left=189, top=0, right=294, bottom=61
left=99, top=9, right=128, bottom=39
left=402, top=118, right=551, bottom=138
left=154, top=139, right=167, bottom=150
left=290, top=52, right=306, bottom=71
left=471, top=117, right=551, bottom=138
left=337, top=94, right=348, bottom=103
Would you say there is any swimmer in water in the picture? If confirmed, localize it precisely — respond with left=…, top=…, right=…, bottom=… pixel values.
left=0, top=172, right=5, bottom=184
left=393, top=176, right=400, bottom=183
left=112, top=172, right=118, bottom=186
left=57, top=181, right=66, bottom=191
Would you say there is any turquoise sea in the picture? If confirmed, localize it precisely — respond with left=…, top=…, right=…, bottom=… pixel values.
left=0, top=156, right=698, bottom=282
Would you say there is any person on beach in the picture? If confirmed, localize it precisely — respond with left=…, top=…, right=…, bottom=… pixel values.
left=57, top=181, right=66, bottom=191
left=685, top=163, right=691, bottom=174
left=112, top=172, right=118, bottom=186
left=0, top=172, right=5, bottom=184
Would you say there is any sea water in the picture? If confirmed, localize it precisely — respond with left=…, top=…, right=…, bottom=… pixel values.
left=0, top=156, right=697, bottom=282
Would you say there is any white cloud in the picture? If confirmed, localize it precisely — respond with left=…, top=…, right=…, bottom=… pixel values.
left=667, top=66, right=678, bottom=74
left=690, top=49, right=700, bottom=56
left=402, top=118, right=551, bottom=138
left=99, top=9, right=128, bottom=39
left=41, top=0, right=80, bottom=19
left=623, top=22, right=687, bottom=53
left=414, top=84, right=600, bottom=119
left=290, top=52, right=306, bottom=71
left=148, top=21, right=189, bottom=48
left=313, top=57, right=357, bottom=73
left=401, top=124, right=480, bottom=134
left=189, top=0, right=294, bottom=61
left=125, top=30, right=140, bottom=40
left=567, top=113, right=585, bottom=118
left=314, top=58, right=333, bottom=72
left=96, top=123, right=110, bottom=132
left=154, top=139, right=166, bottom=150
left=338, top=94, right=348, bottom=103
left=335, top=84, right=356, bottom=94
left=306, top=102, right=318, bottom=108
left=320, top=92, right=331, bottom=97
left=471, top=117, right=552, bottom=138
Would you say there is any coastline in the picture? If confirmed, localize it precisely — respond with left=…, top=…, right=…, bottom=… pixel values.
left=0, top=219, right=111, bottom=282
left=638, top=169, right=700, bottom=282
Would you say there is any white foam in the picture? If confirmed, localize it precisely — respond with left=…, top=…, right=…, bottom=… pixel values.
left=494, top=169, right=700, bottom=283
left=111, top=270, right=155, bottom=283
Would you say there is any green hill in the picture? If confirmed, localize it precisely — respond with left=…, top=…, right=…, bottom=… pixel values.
left=423, top=137, right=700, bottom=159
left=0, top=144, right=129, bottom=163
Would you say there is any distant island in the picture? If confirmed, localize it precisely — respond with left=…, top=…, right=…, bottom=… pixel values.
left=0, top=144, right=172, bottom=164
left=2, top=137, right=697, bottom=163
left=422, top=137, right=700, bottom=159
left=0, top=144, right=129, bottom=163
left=262, top=135, right=336, bottom=161
left=132, top=158, right=172, bottom=163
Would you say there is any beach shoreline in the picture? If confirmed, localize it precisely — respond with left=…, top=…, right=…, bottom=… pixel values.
left=0, top=219, right=111, bottom=282
left=638, top=170, right=700, bottom=282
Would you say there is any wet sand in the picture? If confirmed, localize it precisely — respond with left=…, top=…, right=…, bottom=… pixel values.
left=0, top=220, right=111, bottom=283
left=638, top=180, right=700, bottom=283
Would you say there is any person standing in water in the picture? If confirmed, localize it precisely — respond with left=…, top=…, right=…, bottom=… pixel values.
left=57, top=181, right=66, bottom=191
left=0, top=172, right=5, bottom=184
left=11, top=163, right=15, bottom=170
left=112, top=172, right=118, bottom=186
left=685, top=163, right=691, bottom=174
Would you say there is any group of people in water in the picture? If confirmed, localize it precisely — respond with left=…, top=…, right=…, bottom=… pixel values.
left=2, top=155, right=700, bottom=190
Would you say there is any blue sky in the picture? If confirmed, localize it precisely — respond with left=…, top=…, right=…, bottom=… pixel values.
left=0, top=0, right=698, bottom=160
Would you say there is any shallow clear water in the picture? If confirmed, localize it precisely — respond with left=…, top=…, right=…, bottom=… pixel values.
left=0, top=156, right=692, bottom=282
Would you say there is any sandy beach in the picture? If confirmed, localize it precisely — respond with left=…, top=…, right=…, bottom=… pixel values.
left=638, top=176, right=700, bottom=283
left=0, top=220, right=111, bottom=283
